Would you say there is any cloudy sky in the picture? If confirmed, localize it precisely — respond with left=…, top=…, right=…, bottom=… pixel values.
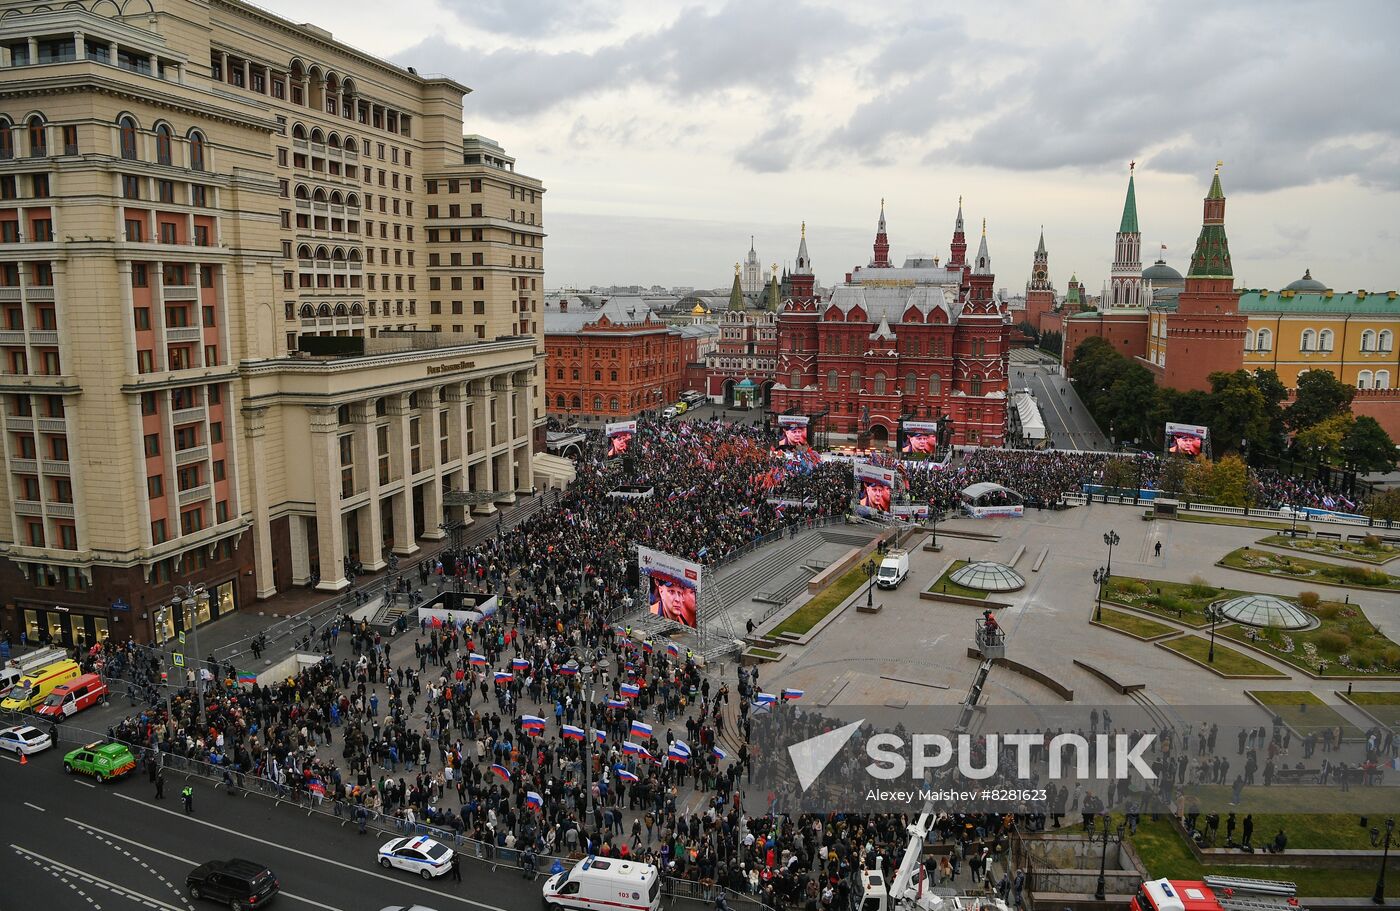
left=292, top=0, right=1397, bottom=293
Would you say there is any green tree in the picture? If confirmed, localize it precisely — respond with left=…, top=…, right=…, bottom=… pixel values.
left=1016, top=320, right=1039, bottom=342
left=1252, top=369, right=1290, bottom=458
left=1206, top=454, right=1252, bottom=507
left=1038, top=330, right=1062, bottom=357
left=1340, top=415, right=1398, bottom=472
left=1100, top=457, right=1138, bottom=495
left=1104, top=365, right=1158, bottom=444
left=1286, top=370, right=1355, bottom=432
left=1367, top=488, right=1400, bottom=523
left=1294, top=413, right=1353, bottom=464
left=1206, top=370, right=1269, bottom=456
left=1158, top=455, right=1190, bottom=495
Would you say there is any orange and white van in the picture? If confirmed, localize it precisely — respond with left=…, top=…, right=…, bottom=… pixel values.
left=36, top=672, right=109, bottom=720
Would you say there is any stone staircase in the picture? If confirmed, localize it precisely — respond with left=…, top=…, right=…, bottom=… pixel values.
left=754, top=571, right=816, bottom=607
left=703, top=535, right=826, bottom=618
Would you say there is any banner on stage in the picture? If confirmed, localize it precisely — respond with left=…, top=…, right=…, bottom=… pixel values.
left=854, top=459, right=895, bottom=516
left=776, top=414, right=809, bottom=449
left=637, top=546, right=703, bottom=629
left=605, top=420, right=637, bottom=459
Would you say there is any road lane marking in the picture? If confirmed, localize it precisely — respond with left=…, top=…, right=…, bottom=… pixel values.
left=68, top=818, right=342, bottom=911
left=24, top=801, right=46, bottom=812
left=110, top=795, right=510, bottom=911
left=75, top=778, right=97, bottom=788
left=70, top=820, right=195, bottom=911
left=13, top=843, right=182, bottom=911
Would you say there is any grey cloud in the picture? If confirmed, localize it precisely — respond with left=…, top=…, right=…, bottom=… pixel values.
left=734, top=116, right=802, bottom=173
left=435, top=0, right=615, bottom=37
left=395, top=0, right=858, bottom=118
left=936, top=1, right=1400, bottom=192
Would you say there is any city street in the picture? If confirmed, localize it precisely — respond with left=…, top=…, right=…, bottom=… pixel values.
left=0, top=748, right=722, bottom=911
left=1011, top=362, right=1111, bottom=452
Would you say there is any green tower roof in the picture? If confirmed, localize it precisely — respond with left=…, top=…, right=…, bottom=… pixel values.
left=728, top=268, right=744, bottom=309
left=1119, top=170, right=1140, bottom=234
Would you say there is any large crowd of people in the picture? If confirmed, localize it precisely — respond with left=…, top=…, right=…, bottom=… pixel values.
left=56, top=414, right=1384, bottom=908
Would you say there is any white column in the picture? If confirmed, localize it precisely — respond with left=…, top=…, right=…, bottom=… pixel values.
left=468, top=381, right=496, bottom=515
left=308, top=405, right=349, bottom=590
left=241, top=407, right=277, bottom=598
left=352, top=402, right=385, bottom=570
left=386, top=394, right=418, bottom=555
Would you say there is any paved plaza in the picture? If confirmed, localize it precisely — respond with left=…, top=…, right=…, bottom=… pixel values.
left=759, top=503, right=1400, bottom=718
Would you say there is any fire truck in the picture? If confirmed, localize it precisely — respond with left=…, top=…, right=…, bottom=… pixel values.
left=1131, top=876, right=1302, bottom=911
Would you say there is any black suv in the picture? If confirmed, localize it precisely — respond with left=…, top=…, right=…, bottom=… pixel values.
left=186, top=859, right=279, bottom=909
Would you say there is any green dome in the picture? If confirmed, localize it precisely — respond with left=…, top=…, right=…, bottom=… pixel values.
left=1284, top=269, right=1327, bottom=292
left=1142, top=259, right=1183, bottom=285
left=949, top=562, right=1025, bottom=593
left=1212, top=594, right=1315, bottom=630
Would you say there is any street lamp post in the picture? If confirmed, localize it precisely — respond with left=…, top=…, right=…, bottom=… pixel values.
left=864, top=559, right=877, bottom=609
left=1103, top=530, right=1120, bottom=580
left=1094, top=814, right=1111, bottom=901
left=930, top=507, right=940, bottom=548
left=171, top=583, right=208, bottom=730
left=1207, top=605, right=1219, bottom=663
left=1290, top=504, right=1300, bottom=538
left=1093, top=567, right=1108, bottom=622
left=1373, top=816, right=1396, bottom=905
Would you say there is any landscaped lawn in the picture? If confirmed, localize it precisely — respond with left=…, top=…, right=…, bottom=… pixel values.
left=1103, top=576, right=1245, bottom=628
left=1346, top=691, right=1400, bottom=729
left=1159, top=635, right=1286, bottom=677
left=1094, top=607, right=1177, bottom=639
left=925, top=560, right=990, bottom=600
left=1174, top=513, right=1307, bottom=532
left=1126, top=815, right=1396, bottom=897
left=745, top=647, right=783, bottom=661
left=1221, top=547, right=1400, bottom=591
left=1247, top=690, right=1365, bottom=740
left=1259, top=534, right=1400, bottom=565
left=769, top=562, right=869, bottom=637
left=1218, top=599, right=1400, bottom=676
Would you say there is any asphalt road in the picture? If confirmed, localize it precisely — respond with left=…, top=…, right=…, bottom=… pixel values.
left=0, top=747, right=725, bottom=911
left=1010, top=363, right=1111, bottom=452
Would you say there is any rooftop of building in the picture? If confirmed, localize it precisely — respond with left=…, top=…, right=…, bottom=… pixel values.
left=542, top=296, right=669, bottom=334
left=1239, top=287, right=1399, bottom=315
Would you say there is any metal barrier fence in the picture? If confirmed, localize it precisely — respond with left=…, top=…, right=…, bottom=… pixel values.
left=10, top=709, right=775, bottom=910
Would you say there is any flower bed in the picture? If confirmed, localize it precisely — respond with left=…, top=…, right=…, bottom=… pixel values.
left=1217, top=597, right=1400, bottom=676
left=1220, top=547, right=1400, bottom=591
left=1101, top=576, right=1245, bottom=628
left=1257, top=534, right=1400, bottom=565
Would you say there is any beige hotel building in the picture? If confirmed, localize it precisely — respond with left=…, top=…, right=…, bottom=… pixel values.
left=0, top=0, right=570, bottom=646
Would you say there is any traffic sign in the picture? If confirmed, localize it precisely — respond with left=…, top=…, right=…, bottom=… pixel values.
left=173, top=652, right=185, bottom=668
left=178, top=631, right=186, bottom=645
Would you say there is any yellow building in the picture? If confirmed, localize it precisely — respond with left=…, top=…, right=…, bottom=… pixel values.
left=1240, top=271, right=1399, bottom=390
left=0, top=0, right=570, bottom=645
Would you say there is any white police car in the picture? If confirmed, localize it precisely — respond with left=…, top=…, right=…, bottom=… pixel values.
left=377, top=836, right=454, bottom=880
left=0, top=724, right=52, bottom=756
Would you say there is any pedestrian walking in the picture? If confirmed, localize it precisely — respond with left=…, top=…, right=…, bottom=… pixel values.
left=154, top=769, right=165, bottom=800
left=182, top=785, right=194, bottom=814
left=450, top=851, right=462, bottom=882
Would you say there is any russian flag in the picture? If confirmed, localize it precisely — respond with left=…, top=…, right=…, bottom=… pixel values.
left=666, top=643, right=681, bottom=658
left=512, top=658, right=530, bottom=671
left=606, top=698, right=627, bottom=710
left=526, top=791, right=543, bottom=810
left=781, top=688, right=805, bottom=701
left=738, top=506, right=752, bottom=517
left=623, top=742, right=651, bottom=760
left=753, top=692, right=777, bottom=706
left=641, top=640, right=654, bottom=654
left=615, top=767, right=639, bottom=783
left=521, top=714, right=546, bottom=733
left=494, top=671, right=513, bottom=684
left=613, top=626, right=627, bottom=636
left=593, top=729, right=608, bottom=744
left=561, top=725, right=585, bottom=741
left=667, top=740, right=692, bottom=763
left=712, top=745, right=728, bottom=761
left=630, top=720, right=653, bottom=739
left=469, top=653, right=488, bottom=667
left=556, top=664, right=579, bottom=676
left=490, top=764, right=511, bottom=782
left=620, top=683, right=640, bottom=699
